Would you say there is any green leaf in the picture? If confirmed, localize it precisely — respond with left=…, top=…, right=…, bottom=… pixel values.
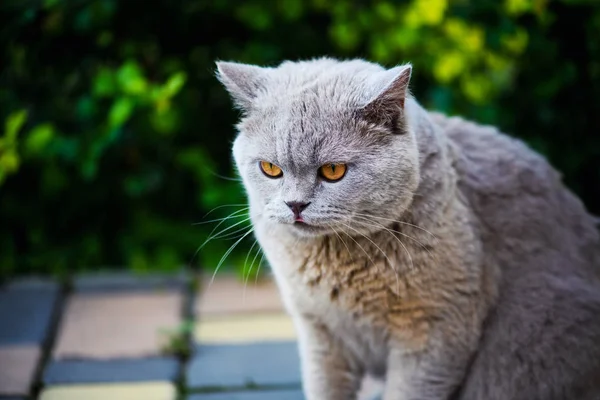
left=123, top=76, right=148, bottom=95
left=129, top=249, right=151, bottom=273
left=0, top=151, right=20, bottom=173
left=43, top=0, right=60, bottom=8
left=97, top=31, right=113, bottom=47
left=4, top=110, right=28, bottom=142
left=235, top=4, right=273, bottom=30
left=150, top=108, right=179, bottom=135
left=25, top=123, right=55, bottom=155
left=81, top=158, right=98, bottom=180
left=93, top=68, right=116, bottom=97
left=108, top=98, right=135, bottom=128
left=75, top=8, right=92, bottom=32
left=330, top=22, right=360, bottom=51
left=162, top=72, right=187, bottom=98
left=155, top=246, right=180, bottom=272
left=77, top=96, right=96, bottom=120
left=117, top=61, right=147, bottom=95
left=279, top=0, right=303, bottom=20
left=49, top=137, right=79, bottom=161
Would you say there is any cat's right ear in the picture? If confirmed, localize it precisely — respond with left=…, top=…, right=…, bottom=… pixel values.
left=359, top=64, right=412, bottom=132
left=215, top=61, right=268, bottom=112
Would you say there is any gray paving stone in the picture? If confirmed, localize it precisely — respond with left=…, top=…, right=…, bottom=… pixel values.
left=187, top=389, right=304, bottom=400
left=0, top=279, right=59, bottom=345
left=73, top=271, right=189, bottom=293
left=187, top=341, right=300, bottom=389
left=5, top=277, right=59, bottom=291
left=43, top=357, right=178, bottom=384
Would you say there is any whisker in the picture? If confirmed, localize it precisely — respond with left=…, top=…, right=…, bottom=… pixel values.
left=206, top=168, right=243, bottom=182
left=209, top=223, right=254, bottom=242
left=191, top=218, right=251, bottom=276
left=210, top=227, right=255, bottom=286
left=195, top=209, right=250, bottom=255
left=336, top=222, right=382, bottom=274
left=247, top=240, right=264, bottom=286
left=350, top=211, right=438, bottom=239
left=327, top=224, right=354, bottom=264
left=199, top=217, right=251, bottom=250
left=254, top=252, right=267, bottom=285
left=340, top=221, right=401, bottom=292
left=352, top=215, right=434, bottom=259
left=189, top=219, right=244, bottom=271
left=202, top=204, right=249, bottom=219
left=351, top=218, right=416, bottom=271
left=192, top=208, right=249, bottom=226
left=243, top=239, right=262, bottom=298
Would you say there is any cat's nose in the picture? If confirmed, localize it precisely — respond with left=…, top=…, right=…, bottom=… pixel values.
left=285, top=201, right=311, bottom=219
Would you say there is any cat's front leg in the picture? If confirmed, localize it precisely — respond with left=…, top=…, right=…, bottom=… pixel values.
left=295, top=316, right=363, bottom=400
left=383, top=340, right=471, bottom=400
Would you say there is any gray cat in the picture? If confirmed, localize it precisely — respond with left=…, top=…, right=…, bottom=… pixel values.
left=216, top=57, right=600, bottom=400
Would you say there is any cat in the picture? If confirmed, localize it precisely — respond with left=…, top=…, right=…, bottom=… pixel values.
left=216, top=57, right=600, bottom=400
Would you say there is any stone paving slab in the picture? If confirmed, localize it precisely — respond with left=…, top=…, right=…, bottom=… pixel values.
left=187, top=341, right=300, bottom=389
left=187, top=389, right=304, bottom=400
left=195, top=313, right=296, bottom=344
left=0, top=345, right=41, bottom=395
left=196, top=275, right=284, bottom=316
left=0, top=279, right=59, bottom=345
left=74, top=271, right=189, bottom=293
left=38, top=381, right=177, bottom=400
left=43, top=357, right=179, bottom=385
left=53, top=291, right=182, bottom=359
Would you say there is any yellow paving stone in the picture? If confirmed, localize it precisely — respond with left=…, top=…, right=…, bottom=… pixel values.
left=195, top=312, right=296, bottom=344
left=39, top=381, right=176, bottom=400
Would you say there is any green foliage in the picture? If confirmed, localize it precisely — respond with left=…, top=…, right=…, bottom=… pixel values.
left=0, top=0, right=598, bottom=278
left=160, top=319, right=194, bottom=359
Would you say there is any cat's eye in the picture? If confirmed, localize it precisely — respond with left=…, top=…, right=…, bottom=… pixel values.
left=259, top=161, right=283, bottom=178
left=319, top=163, right=347, bottom=182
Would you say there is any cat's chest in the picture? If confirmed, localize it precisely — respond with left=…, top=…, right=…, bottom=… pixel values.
left=257, top=223, right=401, bottom=323
left=289, top=274, right=390, bottom=372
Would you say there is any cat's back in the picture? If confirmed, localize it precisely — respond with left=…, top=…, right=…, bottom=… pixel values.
left=429, top=112, right=599, bottom=277
left=429, top=112, right=600, bottom=400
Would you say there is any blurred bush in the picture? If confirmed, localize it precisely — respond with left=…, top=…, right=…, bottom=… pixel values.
left=0, top=0, right=598, bottom=278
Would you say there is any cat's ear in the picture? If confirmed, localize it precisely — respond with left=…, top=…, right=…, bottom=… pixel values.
left=215, top=61, right=268, bottom=111
left=360, top=64, right=412, bottom=130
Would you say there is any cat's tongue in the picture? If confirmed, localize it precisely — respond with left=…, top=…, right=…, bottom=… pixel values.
left=294, top=217, right=305, bottom=223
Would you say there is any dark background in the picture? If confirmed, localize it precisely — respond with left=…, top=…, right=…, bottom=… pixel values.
left=1, top=0, right=598, bottom=279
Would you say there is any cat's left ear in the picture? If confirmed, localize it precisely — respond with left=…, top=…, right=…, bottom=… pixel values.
left=216, top=61, right=269, bottom=112
left=360, top=64, right=412, bottom=130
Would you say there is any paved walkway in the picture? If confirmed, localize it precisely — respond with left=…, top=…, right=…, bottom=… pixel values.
left=0, top=272, right=382, bottom=399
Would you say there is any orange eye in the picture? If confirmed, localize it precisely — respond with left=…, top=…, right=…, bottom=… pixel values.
left=259, top=161, right=283, bottom=178
left=319, top=163, right=347, bottom=182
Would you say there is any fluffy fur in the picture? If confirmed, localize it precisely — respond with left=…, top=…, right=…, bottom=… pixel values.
left=217, top=57, right=600, bottom=400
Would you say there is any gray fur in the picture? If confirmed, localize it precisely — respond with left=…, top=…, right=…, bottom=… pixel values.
left=217, top=57, right=600, bottom=400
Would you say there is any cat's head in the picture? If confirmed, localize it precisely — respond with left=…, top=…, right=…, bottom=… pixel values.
left=217, top=58, right=420, bottom=238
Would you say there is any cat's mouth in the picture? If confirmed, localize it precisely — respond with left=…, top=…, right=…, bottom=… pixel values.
left=292, top=221, right=327, bottom=233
